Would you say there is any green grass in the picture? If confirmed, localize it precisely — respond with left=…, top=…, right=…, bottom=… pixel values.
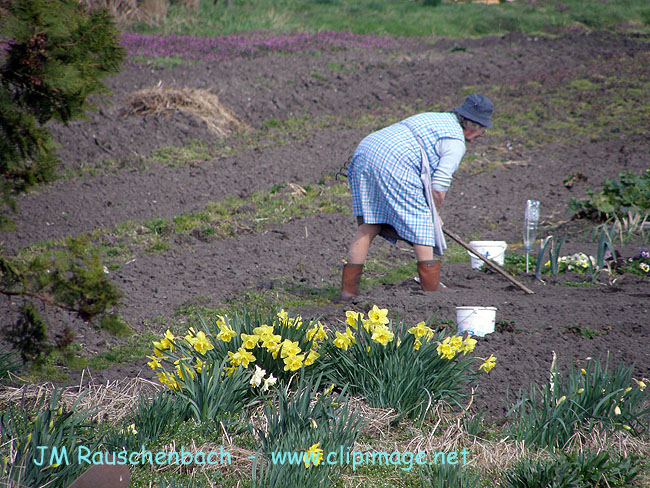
left=131, top=0, right=650, bottom=38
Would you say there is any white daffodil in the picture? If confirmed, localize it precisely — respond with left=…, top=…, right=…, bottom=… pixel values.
left=250, top=365, right=266, bottom=387
left=261, top=373, right=277, bottom=392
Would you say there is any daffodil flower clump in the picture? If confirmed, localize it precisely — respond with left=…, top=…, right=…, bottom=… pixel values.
left=321, top=305, right=497, bottom=418
left=148, top=310, right=328, bottom=393
left=148, top=306, right=497, bottom=418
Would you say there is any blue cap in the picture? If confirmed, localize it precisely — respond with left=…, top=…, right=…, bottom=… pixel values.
left=454, top=94, right=493, bottom=128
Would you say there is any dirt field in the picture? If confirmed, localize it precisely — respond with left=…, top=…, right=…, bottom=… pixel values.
left=2, top=28, right=649, bottom=419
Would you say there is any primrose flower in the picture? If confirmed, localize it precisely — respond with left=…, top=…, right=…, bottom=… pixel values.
left=304, top=442, right=324, bottom=467
left=280, top=339, right=301, bottom=358
left=250, top=365, right=266, bottom=387
left=304, top=350, right=320, bottom=366
left=241, top=333, right=260, bottom=350
left=408, top=321, right=430, bottom=339
left=262, top=374, right=277, bottom=392
left=479, top=354, right=497, bottom=373
left=283, top=353, right=305, bottom=371
left=346, top=311, right=362, bottom=329
left=640, top=263, right=650, bottom=273
left=368, top=305, right=389, bottom=326
left=216, top=322, right=236, bottom=342
left=192, top=331, right=214, bottom=354
left=371, top=324, right=394, bottom=346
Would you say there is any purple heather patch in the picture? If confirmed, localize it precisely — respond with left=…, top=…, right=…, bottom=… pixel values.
left=121, top=31, right=407, bottom=61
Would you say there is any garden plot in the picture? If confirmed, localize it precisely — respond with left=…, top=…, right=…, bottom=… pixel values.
left=1, top=28, right=649, bottom=487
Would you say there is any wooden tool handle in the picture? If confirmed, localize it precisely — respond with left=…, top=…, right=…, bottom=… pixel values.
left=443, top=228, right=535, bottom=295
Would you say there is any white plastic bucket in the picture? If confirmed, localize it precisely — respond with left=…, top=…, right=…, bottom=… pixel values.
left=467, top=241, right=507, bottom=270
left=456, top=306, right=497, bottom=337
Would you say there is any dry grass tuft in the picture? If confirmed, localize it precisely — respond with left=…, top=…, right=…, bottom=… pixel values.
left=0, top=372, right=161, bottom=422
left=80, top=0, right=167, bottom=26
left=122, top=87, right=250, bottom=137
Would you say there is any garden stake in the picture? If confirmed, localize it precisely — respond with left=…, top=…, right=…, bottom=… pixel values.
left=443, top=229, right=535, bottom=295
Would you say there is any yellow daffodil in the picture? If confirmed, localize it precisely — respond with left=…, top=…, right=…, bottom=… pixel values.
left=266, top=341, right=282, bottom=358
left=277, top=309, right=289, bottom=325
left=175, top=361, right=195, bottom=381
left=228, top=347, right=256, bottom=367
left=280, top=339, right=301, bottom=358
left=192, top=331, right=214, bottom=354
left=304, top=442, right=324, bottom=467
left=635, top=379, right=647, bottom=391
left=371, top=324, right=394, bottom=346
left=622, top=424, right=631, bottom=431
left=261, top=333, right=282, bottom=348
left=479, top=354, right=497, bottom=373
left=449, top=335, right=463, bottom=352
left=346, top=311, right=362, bottom=329
left=581, top=368, right=587, bottom=376
left=147, top=355, right=161, bottom=370
left=461, top=336, right=477, bottom=354
left=408, top=321, right=430, bottom=339
left=283, top=353, right=305, bottom=371
left=194, top=358, right=204, bottom=373
left=217, top=322, right=236, bottom=342
left=253, top=324, right=275, bottom=339
left=184, top=327, right=197, bottom=344
left=614, top=405, right=622, bottom=415
left=333, top=331, right=353, bottom=350
left=576, top=388, right=584, bottom=394
left=437, top=342, right=455, bottom=360
left=157, top=372, right=179, bottom=391
left=556, top=395, right=567, bottom=407
left=368, top=305, right=389, bottom=326
left=241, top=333, right=260, bottom=350
left=305, top=350, right=320, bottom=366
left=292, top=316, right=303, bottom=329
left=413, top=339, right=422, bottom=351
left=306, top=323, right=328, bottom=342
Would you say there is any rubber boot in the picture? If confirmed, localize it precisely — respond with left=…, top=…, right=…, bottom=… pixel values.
left=338, top=263, right=363, bottom=302
left=417, top=260, right=441, bottom=291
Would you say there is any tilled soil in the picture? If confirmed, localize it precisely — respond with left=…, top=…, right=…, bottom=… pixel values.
left=2, top=29, right=649, bottom=419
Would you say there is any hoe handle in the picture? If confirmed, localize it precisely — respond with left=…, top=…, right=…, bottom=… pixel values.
left=443, top=228, right=535, bottom=295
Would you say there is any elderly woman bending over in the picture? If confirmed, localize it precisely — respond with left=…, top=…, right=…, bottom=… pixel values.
left=338, top=93, right=494, bottom=301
